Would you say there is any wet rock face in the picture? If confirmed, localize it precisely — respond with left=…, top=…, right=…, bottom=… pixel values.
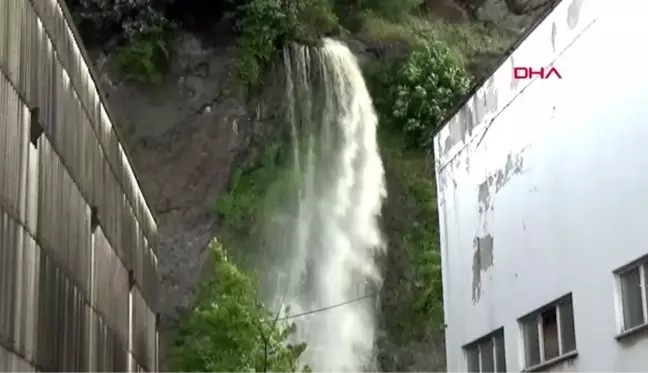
left=94, top=33, right=268, bottom=331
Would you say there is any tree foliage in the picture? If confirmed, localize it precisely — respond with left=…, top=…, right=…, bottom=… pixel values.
left=368, top=40, right=471, bottom=148
left=113, top=25, right=173, bottom=86
left=215, top=143, right=286, bottom=236
left=167, top=239, right=309, bottom=372
left=232, top=0, right=339, bottom=93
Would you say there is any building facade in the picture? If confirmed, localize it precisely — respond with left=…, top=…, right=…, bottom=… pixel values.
left=433, top=0, right=648, bottom=371
left=0, top=0, right=159, bottom=371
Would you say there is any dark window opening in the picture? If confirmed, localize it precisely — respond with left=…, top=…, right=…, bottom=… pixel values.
left=464, top=328, right=506, bottom=372
left=541, top=307, right=559, bottom=360
left=619, top=265, right=646, bottom=330
left=520, top=294, right=577, bottom=369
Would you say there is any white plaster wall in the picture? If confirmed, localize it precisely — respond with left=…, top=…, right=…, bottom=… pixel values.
left=433, top=0, right=648, bottom=371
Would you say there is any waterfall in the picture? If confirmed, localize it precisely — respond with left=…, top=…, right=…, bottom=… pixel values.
left=265, top=38, right=387, bottom=372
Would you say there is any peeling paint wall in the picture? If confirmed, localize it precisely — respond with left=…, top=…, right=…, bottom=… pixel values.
left=434, top=0, right=648, bottom=371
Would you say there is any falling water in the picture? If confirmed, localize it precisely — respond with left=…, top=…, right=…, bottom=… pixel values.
left=264, top=38, right=387, bottom=372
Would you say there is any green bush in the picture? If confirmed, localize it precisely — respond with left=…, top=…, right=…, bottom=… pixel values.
left=167, top=239, right=310, bottom=372
left=232, top=0, right=339, bottom=93
left=113, top=25, right=173, bottom=86
left=215, top=143, right=287, bottom=234
left=368, top=40, right=471, bottom=148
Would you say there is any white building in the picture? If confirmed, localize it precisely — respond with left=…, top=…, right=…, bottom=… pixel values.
left=433, top=0, right=648, bottom=371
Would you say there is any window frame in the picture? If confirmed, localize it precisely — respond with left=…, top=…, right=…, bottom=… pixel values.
left=463, top=327, right=506, bottom=372
left=614, top=256, right=648, bottom=337
left=518, top=294, right=578, bottom=371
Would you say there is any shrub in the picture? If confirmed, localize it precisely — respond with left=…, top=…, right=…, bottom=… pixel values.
left=232, top=0, right=339, bottom=94
left=113, top=25, right=173, bottom=86
left=368, top=39, right=471, bottom=148
left=215, top=143, right=286, bottom=234
left=167, top=239, right=310, bottom=372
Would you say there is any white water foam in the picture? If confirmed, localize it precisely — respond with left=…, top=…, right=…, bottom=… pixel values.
left=268, top=38, right=387, bottom=372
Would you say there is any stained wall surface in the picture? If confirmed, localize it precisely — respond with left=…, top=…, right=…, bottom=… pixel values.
left=0, top=0, right=159, bottom=371
left=434, top=0, right=648, bottom=371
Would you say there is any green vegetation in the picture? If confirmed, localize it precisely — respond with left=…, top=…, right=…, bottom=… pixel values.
left=352, top=3, right=510, bottom=345
left=113, top=26, right=174, bottom=86
left=213, top=141, right=297, bottom=257
left=379, top=128, right=444, bottom=340
left=366, top=39, right=471, bottom=148
left=68, top=0, right=513, bottom=90
left=167, top=240, right=309, bottom=372
left=214, top=143, right=286, bottom=236
left=357, top=14, right=515, bottom=60
left=360, top=29, right=469, bottom=339
left=232, top=0, right=339, bottom=93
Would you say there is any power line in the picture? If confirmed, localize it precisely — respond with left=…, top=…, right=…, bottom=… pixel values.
left=265, top=292, right=378, bottom=323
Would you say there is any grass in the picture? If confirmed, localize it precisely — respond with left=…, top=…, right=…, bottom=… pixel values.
left=212, top=139, right=297, bottom=269
left=113, top=29, right=172, bottom=87
left=357, top=13, right=516, bottom=63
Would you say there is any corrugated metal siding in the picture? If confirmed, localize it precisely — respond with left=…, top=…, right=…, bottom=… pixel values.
left=0, top=344, right=36, bottom=372
left=130, top=287, right=157, bottom=372
left=92, top=227, right=130, bottom=347
left=0, top=0, right=159, bottom=371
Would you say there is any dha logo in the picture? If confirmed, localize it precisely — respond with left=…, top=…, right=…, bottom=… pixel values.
left=513, top=66, right=562, bottom=80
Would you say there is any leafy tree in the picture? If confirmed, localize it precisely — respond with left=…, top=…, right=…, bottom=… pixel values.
left=167, top=239, right=309, bottom=372
left=368, top=39, right=471, bottom=148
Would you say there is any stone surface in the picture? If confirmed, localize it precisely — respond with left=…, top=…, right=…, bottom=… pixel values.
left=95, top=33, right=267, bottom=334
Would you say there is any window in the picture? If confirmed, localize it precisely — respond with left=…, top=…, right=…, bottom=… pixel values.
left=617, top=259, right=648, bottom=332
left=464, top=328, right=506, bottom=372
left=519, top=294, right=577, bottom=369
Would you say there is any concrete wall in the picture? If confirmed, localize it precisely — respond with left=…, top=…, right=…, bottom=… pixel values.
left=433, top=0, right=648, bottom=371
left=0, top=0, right=159, bottom=371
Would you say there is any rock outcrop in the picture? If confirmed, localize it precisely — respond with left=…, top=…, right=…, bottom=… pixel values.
left=95, top=34, right=265, bottom=332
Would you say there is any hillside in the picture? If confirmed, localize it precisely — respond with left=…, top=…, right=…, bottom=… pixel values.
left=67, top=0, right=556, bottom=370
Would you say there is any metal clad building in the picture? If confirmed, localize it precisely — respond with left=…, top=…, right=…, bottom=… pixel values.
left=0, top=0, right=159, bottom=371
left=434, top=0, right=648, bottom=371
